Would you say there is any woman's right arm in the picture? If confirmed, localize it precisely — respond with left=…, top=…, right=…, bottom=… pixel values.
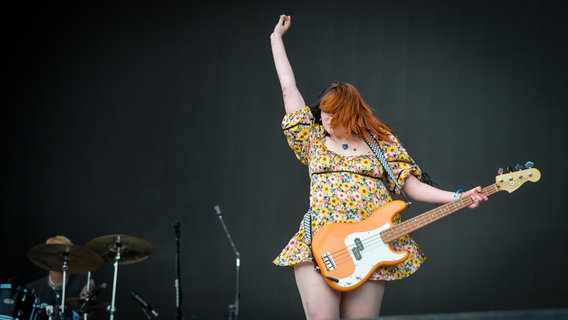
left=270, top=15, right=306, bottom=114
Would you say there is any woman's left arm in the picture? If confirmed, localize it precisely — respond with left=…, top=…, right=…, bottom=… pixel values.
left=402, top=175, right=488, bottom=209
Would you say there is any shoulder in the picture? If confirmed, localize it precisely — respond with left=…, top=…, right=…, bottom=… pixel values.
left=26, top=276, right=47, bottom=290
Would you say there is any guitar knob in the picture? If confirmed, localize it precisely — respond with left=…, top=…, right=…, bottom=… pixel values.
left=525, top=161, right=534, bottom=168
left=497, top=167, right=504, bottom=175
left=515, top=164, right=523, bottom=171
left=507, top=166, right=514, bottom=173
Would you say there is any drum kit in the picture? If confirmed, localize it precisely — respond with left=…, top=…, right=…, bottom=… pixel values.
left=0, top=234, right=153, bottom=320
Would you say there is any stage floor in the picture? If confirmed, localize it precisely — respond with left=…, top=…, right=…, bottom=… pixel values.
left=381, top=308, right=568, bottom=320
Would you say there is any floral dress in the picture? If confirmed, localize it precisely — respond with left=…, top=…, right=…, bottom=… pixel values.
left=273, top=106, right=427, bottom=281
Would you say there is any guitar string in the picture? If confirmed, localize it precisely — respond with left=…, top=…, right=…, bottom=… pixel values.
left=318, top=186, right=498, bottom=268
left=321, top=171, right=536, bottom=274
left=316, top=168, right=537, bottom=284
left=320, top=159, right=532, bottom=261
left=322, top=196, right=473, bottom=262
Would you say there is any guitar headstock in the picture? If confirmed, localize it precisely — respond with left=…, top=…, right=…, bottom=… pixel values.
left=495, top=161, right=541, bottom=193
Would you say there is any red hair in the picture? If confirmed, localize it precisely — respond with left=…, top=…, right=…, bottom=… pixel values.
left=319, top=83, right=394, bottom=142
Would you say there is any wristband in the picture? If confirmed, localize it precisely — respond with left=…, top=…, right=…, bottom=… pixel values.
left=453, top=189, right=463, bottom=201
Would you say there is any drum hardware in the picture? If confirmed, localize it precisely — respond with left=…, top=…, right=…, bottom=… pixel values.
left=0, top=283, right=38, bottom=320
left=27, top=244, right=103, bottom=320
left=65, top=297, right=109, bottom=314
left=82, top=271, right=92, bottom=320
left=85, top=234, right=153, bottom=320
left=27, top=244, right=103, bottom=275
left=33, top=303, right=54, bottom=320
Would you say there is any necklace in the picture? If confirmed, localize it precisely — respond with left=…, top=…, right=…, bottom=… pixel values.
left=48, top=274, right=58, bottom=288
left=331, top=135, right=361, bottom=151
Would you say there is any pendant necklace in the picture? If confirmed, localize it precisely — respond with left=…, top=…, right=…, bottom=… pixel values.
left=332, top=136, right=361, bottom=151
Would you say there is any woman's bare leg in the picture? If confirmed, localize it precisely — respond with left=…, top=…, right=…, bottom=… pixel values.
left=341, top=280, right=385, bottom=319
left=294, top=262, right=342, bottom=320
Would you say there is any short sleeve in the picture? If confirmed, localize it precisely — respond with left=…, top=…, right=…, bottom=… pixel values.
left=380, top=133, right=422, bottom=194
left=281, top=106, right=314, bottom=165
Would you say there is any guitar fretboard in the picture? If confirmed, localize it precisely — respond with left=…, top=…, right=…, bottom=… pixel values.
left=380, top=184, right=499, bottom=243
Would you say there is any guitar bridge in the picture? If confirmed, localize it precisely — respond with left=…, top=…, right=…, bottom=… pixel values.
left=321, top=252, right=336, bottom=271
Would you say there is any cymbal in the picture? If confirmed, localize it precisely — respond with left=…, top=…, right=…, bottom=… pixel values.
left=66, top=297, right=109, bottom=312
left=28, top=244, right=103, bottom=274
left=85, top=234, right=153, bottom=265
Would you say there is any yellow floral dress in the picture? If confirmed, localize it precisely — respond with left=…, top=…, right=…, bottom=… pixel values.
left=273, top=106, right=427, bottom=281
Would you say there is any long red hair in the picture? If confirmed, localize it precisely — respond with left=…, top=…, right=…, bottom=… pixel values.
left=317, top=83, right=394, bottom=142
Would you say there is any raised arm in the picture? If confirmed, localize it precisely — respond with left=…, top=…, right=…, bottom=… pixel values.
left=270, top=15, right=306, bottom=114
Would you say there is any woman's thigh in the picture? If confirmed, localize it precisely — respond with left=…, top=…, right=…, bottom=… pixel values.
left=294, top=262, right=341, bottom=320
left=341, top=280, right=385, bottom=319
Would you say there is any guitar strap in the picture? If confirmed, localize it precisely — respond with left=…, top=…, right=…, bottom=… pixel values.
left=301, top=209, right=317, bottom=271
left=363, top=132, right=413, bottom=205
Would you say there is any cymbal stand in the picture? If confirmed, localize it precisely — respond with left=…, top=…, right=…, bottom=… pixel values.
left=59, top=253, right=69, bottom=320
left=109, top=236, right=122, bottom=320
left=83, top=271, right=92, bottom=320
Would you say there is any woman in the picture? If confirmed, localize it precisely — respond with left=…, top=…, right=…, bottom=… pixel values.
left=270, top=15, right=488, bottom=320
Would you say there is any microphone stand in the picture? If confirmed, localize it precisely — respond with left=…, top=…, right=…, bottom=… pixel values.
left=213, top=205, right=240, bottom=320
left=173, top=221, right=183, bottom=320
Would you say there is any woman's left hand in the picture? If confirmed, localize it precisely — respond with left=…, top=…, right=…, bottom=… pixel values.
left=462, top=186, right=488, bottom=209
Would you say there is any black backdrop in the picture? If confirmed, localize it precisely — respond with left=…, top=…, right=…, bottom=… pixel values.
left=4, top=1, right=568, bottom=319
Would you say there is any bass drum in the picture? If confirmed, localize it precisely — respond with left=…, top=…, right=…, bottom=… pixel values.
left=0, top=283, right=38, bottom=320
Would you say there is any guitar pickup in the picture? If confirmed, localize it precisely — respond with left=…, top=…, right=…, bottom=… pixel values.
left=322, top=252, right=336, bottom=271
left=352, top=248, right=362, bottom=260
left=352, top=237, right=364, bottom=260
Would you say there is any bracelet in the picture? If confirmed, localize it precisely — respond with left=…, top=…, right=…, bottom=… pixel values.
left=453, top=189, right=463, bottom=201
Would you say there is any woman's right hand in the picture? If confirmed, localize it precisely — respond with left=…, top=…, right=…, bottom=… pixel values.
left=272, top=14, right=291, bottom=38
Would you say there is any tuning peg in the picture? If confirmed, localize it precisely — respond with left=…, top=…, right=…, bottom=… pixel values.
left=525, top=161, right=534, bottom=168
left=515, top=164, right=524, bottom=171
left=497, top=167, right=504, bottom=175
left=507, top=166, right=514, bottom=173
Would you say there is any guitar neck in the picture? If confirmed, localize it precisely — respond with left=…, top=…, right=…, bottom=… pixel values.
left=380, top=184, right=499, bottom=243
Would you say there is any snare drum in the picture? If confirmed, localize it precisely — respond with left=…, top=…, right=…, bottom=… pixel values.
left=0, top=283, right=37, bottom=320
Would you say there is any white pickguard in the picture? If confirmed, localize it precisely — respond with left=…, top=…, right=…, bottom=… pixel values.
left=331, top=222, right=407, bottom=289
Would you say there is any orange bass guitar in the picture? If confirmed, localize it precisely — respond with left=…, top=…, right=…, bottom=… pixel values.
left=311, top=165, right=541, bottom=292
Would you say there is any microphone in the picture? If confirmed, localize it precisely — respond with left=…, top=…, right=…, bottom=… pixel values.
left=131, top=292, right=159, bottom=317
left=213, top=205, right=222, bottom=216
left=173, top=221, right=181, bottom=239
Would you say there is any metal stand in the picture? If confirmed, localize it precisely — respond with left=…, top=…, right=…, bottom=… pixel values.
left=109, top=237, right=122, bottom=320
left=83, top=271, right=92, bottom=320
left=59, top=255, right=69, bottom=320
left=213, top=205, right=240, bottom=320
left=173, top=221, right=183, bottom=320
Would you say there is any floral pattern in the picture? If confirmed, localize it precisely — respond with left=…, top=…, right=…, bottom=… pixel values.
left=273, top=106, right=427, bottom=281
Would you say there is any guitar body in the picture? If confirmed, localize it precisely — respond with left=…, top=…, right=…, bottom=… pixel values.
left=311, top=200, right=410, bottom=292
